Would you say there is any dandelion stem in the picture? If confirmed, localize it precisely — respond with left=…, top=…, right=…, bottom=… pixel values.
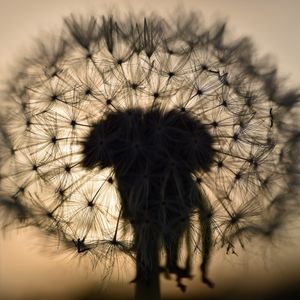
left=135, top=232, right=161, bottom=300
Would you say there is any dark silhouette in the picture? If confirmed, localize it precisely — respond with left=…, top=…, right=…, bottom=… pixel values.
left=83, top=108, right=215, bottom=297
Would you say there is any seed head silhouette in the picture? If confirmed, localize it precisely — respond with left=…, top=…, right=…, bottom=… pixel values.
left=0, top=13, right=299, bottom=300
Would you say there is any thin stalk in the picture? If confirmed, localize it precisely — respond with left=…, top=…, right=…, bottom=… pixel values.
left=134, top=234, right=161, bottom=300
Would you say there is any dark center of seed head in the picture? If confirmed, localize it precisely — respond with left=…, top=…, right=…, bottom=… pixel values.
left=82, top=108, right=215, bottom=221
left=82, top=108, right=214, bottom=170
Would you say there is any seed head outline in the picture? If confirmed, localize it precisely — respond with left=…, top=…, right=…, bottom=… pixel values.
left=0, top=13, right=299, bottom=299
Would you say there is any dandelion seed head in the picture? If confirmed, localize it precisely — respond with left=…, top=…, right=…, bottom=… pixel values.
left=0, top=12, right=299, bottom=293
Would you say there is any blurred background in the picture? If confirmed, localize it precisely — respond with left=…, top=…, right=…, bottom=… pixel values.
left=0, top=1, right=300, bottom=299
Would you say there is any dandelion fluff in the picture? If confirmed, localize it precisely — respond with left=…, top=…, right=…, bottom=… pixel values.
left=0, top=13, right=299, bottom=300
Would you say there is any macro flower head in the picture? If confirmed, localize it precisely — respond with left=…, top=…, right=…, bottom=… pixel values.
left=0, top=12, right=299, bottom=300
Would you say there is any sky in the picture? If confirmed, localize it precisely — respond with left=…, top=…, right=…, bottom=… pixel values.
left=0, top=1, right=300, bottom=299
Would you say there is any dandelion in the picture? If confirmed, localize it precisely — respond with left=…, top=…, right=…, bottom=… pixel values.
left=0, top=13, right=299, bottom=300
